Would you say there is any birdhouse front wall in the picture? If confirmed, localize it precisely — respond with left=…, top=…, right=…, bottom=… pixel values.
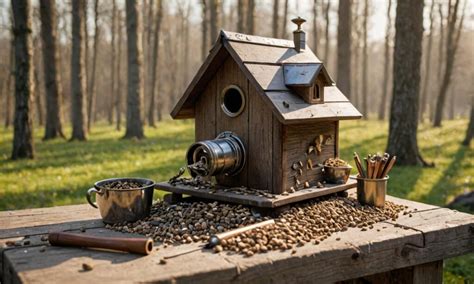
left=194, top=55, right=277, bottom=192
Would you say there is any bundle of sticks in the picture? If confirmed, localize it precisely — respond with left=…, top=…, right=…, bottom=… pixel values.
left=353, top=152, right=396, bottom=179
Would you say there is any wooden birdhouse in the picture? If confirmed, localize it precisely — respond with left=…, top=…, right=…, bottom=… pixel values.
left=157, top=18, right=362, bottom=208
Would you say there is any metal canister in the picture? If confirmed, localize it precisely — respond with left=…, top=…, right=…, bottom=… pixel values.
left=186, top=131, right=246, bottom=177
left=356, top=176, right=389, bottom=207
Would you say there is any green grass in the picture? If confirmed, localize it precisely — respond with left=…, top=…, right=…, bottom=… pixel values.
left=0, top=119, right=472, bottom=281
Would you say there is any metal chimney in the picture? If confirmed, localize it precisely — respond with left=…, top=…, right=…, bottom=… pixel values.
left=292, top=17, right=306, bottom=53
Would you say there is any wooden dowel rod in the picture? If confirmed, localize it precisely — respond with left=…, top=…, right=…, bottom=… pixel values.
left=380, top=156, right=397, bottom=178
left=48, top=232, right=153, bottom=255
left=353, top=152, right=365, bottom=178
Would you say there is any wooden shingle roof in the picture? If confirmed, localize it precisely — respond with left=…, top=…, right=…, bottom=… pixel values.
left=171, top=30, right=362, bottom=124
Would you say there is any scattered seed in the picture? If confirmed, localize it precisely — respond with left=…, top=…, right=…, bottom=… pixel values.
left=82, top=263, right=93, bottom=271
left=159, top=258, right=167, bottom=265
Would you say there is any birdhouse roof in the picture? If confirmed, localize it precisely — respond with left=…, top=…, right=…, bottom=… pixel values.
left=171, top=30, right=362, bottom=124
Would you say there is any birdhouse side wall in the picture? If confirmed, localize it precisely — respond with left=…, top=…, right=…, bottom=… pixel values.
left=280, top=121, right=339, bottom=192
left=194, top=56, right=276, bottom=192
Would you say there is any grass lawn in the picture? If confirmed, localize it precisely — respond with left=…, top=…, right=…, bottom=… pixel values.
left=0, top=119, right=472, bottom=282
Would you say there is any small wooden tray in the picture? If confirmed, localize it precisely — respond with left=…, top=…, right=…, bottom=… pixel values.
left=155, top=179, right=357, bottom=208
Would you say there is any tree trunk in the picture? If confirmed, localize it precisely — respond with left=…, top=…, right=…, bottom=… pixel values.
left=237, top=0, right=245, bottom=33
left=378, top=0, right=392, bottom=120
left=39, top=0, right=65, bottom=139
left=116, top=8, right=123, bottom=131
left=201, top=0, right=208, bottom=61
left=5, top=13, right=14, bottom=129
left=419, top=0, right=436, bottom=123
left=147, top=0, right=162, bottom=127
left=210, top=0, right=220, bottom=41
left=323, top=0, right=330, bottom=64
left=281, top=0, right=288, bottom=38
left=431, top=3, right=444, bottom=122
left=386, top=0, right=426, bottom=166
left=111, top=0, right=117, bottom=130
left=246, top=0, right=255, bottom=34
left=462, top=96, right=474, bottom=146
left=312, top=0, right=318, bottom=53
left=83, top=0, right=89, bottom=110
left=351, top=0, right=360, bottom=109
left=433, top=0, right=464, bottom=127
left=336, top=0, right=351, bottom=99
left=361, top=0, right=369, bottom=118
left=70, top=0, right=88, bottom=141
left=272, top=0, right=279, bottom=38
left=124, top=0, right=144, bottom=139
left=33, top=55, right=44, bottom=126
left=11, top=0, right=35, bottom=159
left=87, top=0, right=99, bottom=130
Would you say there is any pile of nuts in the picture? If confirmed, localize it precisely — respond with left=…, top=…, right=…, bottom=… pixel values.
left=217, top=197, right=405, bottom=256
left=107, top=201, right=269, bottom=245
left=324, top=158, right=349, bottom=167
left=107, top=195, right=407, bottom=256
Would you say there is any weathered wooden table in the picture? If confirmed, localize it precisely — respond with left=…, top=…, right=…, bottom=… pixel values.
left=1, top=192, right=473, bottom=284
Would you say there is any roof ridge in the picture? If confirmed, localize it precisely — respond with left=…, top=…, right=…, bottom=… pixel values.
left=220, top=30, right=294, bottom=48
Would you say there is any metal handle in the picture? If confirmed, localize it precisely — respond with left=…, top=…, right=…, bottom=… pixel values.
left=86, top=188, right=100, bottom=209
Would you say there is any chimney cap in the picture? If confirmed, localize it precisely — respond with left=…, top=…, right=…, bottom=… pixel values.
left=292, top=17, right=306, bottom=31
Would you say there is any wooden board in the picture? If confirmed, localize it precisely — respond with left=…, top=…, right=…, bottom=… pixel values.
left=2, top=197, right=473, bottom=284
left=155, top=180, right=356, bottom=208
left=283, top=63, right=322, bottom=86
left=227, top=41, right=320, bottom=64
left=195, top=76, right=217, bottom=141
left=245, top=63, right=288, bottom=91
left=215, top=57, right=249, bottom=187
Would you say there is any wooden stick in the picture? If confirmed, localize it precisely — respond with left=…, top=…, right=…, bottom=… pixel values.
left=372, top=156, right=382, bottom=179
left=364, top=158, right=369, bottom=178
left=353, top=152, right=365, bottom=178
left=48, top=232, right=153, bottom=255
left=380, top=156, right=397, bottom=178
left=367, top=160, right=374, bottom=178
left=377, top=157, right=388, bottom=178
left=207, top=219, right=275, bottom=247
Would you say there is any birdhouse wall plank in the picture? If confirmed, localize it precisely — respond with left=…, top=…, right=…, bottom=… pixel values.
left=247, top=86, right=274, bottom=192
left=215, top=57, right=249, bottom=187
left=272, top=118, right=285, bottom=194
left=195, top=78, right=217, bottom=141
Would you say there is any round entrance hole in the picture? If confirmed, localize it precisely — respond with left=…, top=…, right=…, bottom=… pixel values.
left=221, top=85, right=245, bottom=117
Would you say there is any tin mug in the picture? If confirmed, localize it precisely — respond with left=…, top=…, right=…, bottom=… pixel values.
left=86, top=177, right=155, bottom=224
left=356, top=176, right=389, bottom=207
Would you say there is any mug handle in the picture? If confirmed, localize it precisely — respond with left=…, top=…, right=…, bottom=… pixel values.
left=86, top=188, right=100, bottom=209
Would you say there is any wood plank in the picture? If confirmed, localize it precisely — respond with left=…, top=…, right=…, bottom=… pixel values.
left=324, top=86, right=351, bottom=102
left=283, top=63, right=321, bottom=86
left=195, top=77, right=217, bottom=141
left=215, top=56, right=249, bottom=187
left=272, top=117, right=284, bottom=194
left=228, top=41, right=320, bottom=64
left=222, top=30, right=295, bottom=48
left=155, top=180, right=355, bottom=208
left=247, top=86, right=273, bottom=191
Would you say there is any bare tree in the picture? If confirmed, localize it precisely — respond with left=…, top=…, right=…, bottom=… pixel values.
left=237, top=0, right=245, bottom=33
left=70, top=0, right=88, bottom=141
left=33, top=40, right=44, bottom=126
left=323, top=0, right=330, bottom=63
left=419, top=0, right=436, bottom=122
left=210, top=0, right=220, bottom=41
left=281, top=0, right=288, bottom=38
left=124, top=0, right=144, bottom=139
left=116, top=8, right=124, bottom=131
left=351, top=0, right=361, bottom=108
left=4, top=11, right=14, bottom=129
left=39, top=0, right=65, bottom=139
left=83, top=0, right=89, bottom=106
left=378, top=0, right=392, bottom=120
left=361, top=0, right=369, bottom=117
left=463, top=96, right=473, bottom=146
left=272, top=0, right=279, bottom=38
left=246, top=0, right=255, bottom=34
left=201, top=0, right=208, bottom=61
left=312, top=0, right=318, bottom=53
left=111, top=0, right=117, bottom=130
left=148, top=0, right=163, bottom=127
left=386, top=0, right=426, bottom=166
left=337, top=0, right=352, bottom=98
left=433, top=0, right=465, bottom=127
left=432, top=3, right=444, bottom=122
left=11, top=0, right=35, bottom=159
left=87, top=0, right=99, bottom=130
